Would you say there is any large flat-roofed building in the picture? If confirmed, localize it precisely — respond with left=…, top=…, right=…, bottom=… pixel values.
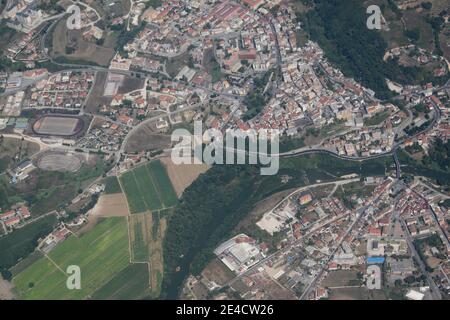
left=214, top=234, right=265, bottom=274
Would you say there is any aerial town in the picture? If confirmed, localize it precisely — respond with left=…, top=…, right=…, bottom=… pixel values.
left=0, top=0, right=449, bottom=303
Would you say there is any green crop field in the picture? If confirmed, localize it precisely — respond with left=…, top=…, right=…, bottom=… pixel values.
left=13, top=217, right=130, bottom=299
left=120, top=171, right=147, bottom=213
left=130, top=216, right=150, bottom=262
left=134, top=165, right=161, bottom=211
left=147, top=161, right=178, bottom=207
left=91, top=263, right=150, bottom=300
left=120, top=161, right=177, bottom=214
left=103, top=176, right=122, bottom=194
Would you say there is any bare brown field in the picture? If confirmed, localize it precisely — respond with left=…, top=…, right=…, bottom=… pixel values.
left=0, top=275, right=16, bottom=300
left=329, top=287, right=387, bottom=300
left=36, top=150, right=84, bottom=172
left=32, top=116, right=83, bottom=136
left=201, top=258, right=235, bottom=286
left=320, top=270, right=359, bottom=287
left=0, top=137, right=40, bottom=163
left=161, top=157, right=210, bottom=197
left=426, top=256, right=442, bottom=269
left=117, top=76, right=145, bottom=94
left=52, top=19, right=115, bottom=66
left=235, top=188, right=299, bottom=231
left=124, top=131, right=171, bottom=153
left=91, top=193, right=130, bottom=217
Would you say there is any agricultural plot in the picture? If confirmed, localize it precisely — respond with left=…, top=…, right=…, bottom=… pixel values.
left=13, top=217, right=130, bottom=299
left=119, top=160, right=178, bottom=214
left=129, top=213, right=166, bottom=297
left=129, top=214, right=152, bottom=262
left=161, top=157, right=209, bottom=197
left=149, top=216, right=166, bottom=297
left=103, top=176, right=122, bottom=194
left=134, top=165, right=161, bottom=211
left=91, top=193, right=129, bottom=217
left=147, top=161, right=178, bottom=206
left=91, top=263, right=150, bottom=300
left=120, top=171, right=147, bottom=214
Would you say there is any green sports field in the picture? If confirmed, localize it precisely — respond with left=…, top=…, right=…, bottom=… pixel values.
left=13, top=217, right=131, bottom=299
left=119, top=160, right=178, bottom=214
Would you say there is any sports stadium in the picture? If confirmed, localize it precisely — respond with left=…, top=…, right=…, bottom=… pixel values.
left=32, top=116, right=84, bottom=137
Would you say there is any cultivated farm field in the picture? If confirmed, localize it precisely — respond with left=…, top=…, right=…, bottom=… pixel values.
left=129, top=212, right=166, bottom=297
left=90, top=263, right=150, bottom=300
left=13, top=217, right=130, bottom=299
left=119, top=160, right=178, bottom=214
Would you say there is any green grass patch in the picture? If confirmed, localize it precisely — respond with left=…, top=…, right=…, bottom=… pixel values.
left=203, top=48, right=224, bottom=83
left=30, top=184, right=77, bottom=216
left=279, top=136, right=305, bottom=153
left=364, top=111, right=390, bottom=126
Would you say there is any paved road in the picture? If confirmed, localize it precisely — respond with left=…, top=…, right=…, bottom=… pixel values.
left=399, top=218, right=442, bottom=300
left=225, top=178, right=360, bottom=287
left=299, top=190, right=388, bottom=300
left=121, top=102, right=204, bottom=152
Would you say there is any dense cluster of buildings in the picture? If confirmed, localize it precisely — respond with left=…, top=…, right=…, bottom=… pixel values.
left=185, top=173, right=450, bottom=300
left=112, top=0, right=403, bottom=155
left=323, top=126, right=396, bottom=157
left=75, top=118, right=129, bottom=152
left=3, top=0, right=49, bottom=33
left=25, top=71, right=94, bottom=110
